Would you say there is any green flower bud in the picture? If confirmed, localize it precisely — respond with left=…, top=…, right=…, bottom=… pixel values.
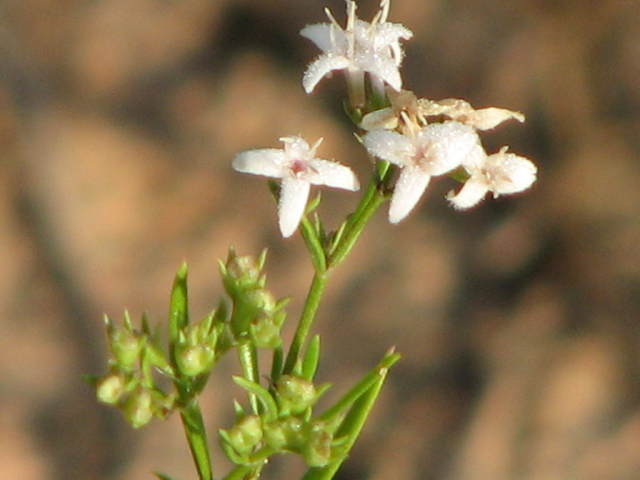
left=226, top=415, right=263, bottom=455
left=176, top=344, right=215, bottom=377
left=109, top=327, right=144, bottom=370
left=244, top=289, right=276, bottom=312
left=276, top=375, right=317, bottom=416
left=302, top=426, right=332, bottom=467
left=262, top=422, right=287, bottom=451
left=123, top=388, right=154, bottom=429
left=96, top=373, right=126, bottom=405
left=263, top=416, right=303, bottom=451
left=221, top=249, right=266, bottom=297
left=250, top=315, right=282, bottom=349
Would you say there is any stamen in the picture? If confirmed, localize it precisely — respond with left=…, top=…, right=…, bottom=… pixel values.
left=346, top=1, right=356, bottom=59
left=324, top=7, right=340, bottom=28
left=380, top=0, right=390, bottom=23
left=310, top=137, right=324, bottom=156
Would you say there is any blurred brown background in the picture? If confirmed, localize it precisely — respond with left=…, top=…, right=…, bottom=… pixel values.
left=1, top=0, right=640, bottom=479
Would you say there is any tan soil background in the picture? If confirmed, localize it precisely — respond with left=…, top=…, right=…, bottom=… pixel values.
left=1, top=0, right=640, bottom=479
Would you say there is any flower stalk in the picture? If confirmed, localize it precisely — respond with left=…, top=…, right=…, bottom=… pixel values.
left=283, top=270, right=329, bottom=375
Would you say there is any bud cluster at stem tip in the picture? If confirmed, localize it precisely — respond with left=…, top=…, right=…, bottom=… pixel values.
left=220, top=248, right=288, bottom=348
left=220, top=373, right=335, bottom=468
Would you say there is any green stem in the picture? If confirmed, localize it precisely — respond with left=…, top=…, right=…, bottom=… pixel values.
left=282, top=270, right=329, bottom=375
left=283, top=162, right=393, bottom=376
left=238, top=340, right=261, bottom=413
left=328, top=162, right=392, bottom=269
left=180, top=402, right=213, bottom=480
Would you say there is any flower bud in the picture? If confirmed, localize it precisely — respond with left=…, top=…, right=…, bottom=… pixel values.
left=96, top=373, right=126, bottom=405
left=109, top=327, right=144, bottom=370
left=176, top=344, right=215, bottom=377
left=226, top=415, right=263, bottom=455
left=250, top=315, right=282, bottom=349
left=244, top=289, right=276, bottom=313
left=123, top=388, right=154, bottom=429
left=221, top=249, right=266, bottom=296
left=302, top=426, right=332, bottom=467
left=276, top=375, right=317, bottom=416
left=263, top=416, right=303, bottom=451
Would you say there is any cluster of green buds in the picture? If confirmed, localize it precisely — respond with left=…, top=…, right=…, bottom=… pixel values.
left=220, top=248, right=288, bottom=349
left=92, top=264, right=235, bottom=429
left=174, top=309, right=230, bottom=379
left=219, top=334, right=401, bottom=473
left=220, top=369, right=338, bottom=468
left=94, top=312, right=175, bottom=428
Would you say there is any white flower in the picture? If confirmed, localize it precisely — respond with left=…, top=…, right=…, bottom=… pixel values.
left=232, top=136, right=360, bottom=237
left=300, top=0, right=413, bottom=96
left=363, top=121, right=484, bottom=223
left=448, top=146, right=537, bottom=209
left=361, top=92, right=525, bottom=132
left=417, top=98, right=525, bottom=131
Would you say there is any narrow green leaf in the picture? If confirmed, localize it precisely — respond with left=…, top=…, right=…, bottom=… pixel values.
left=169, top=263, right=189, bottom=352
left=220, top=465, right=256, bottom=480
left=141, top=311, right=153, bottom=336
left=154, top=472, right=181, bottom=480
left=232, top=376, right=279, bottom=421
left=307, top=191, right=322, bottom=213
left=233, top=400, right=246, bottom=419
left=301, top=349, right=399, bottom=480
left=103, top=314, right=114, bottom=332
left=317, top=349, right=400, bottom=424
left=301, top=335, right=321, bottom=381
left=300, top=216, right=327, bottom=273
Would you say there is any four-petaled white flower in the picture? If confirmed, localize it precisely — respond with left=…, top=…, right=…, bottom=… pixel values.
left=300, top=0, right=413, bottom=98
left=363, top=121, right=484, bottom=223
left=448, top=146, right=537, bottom=210
left=232, top=136, right=360, bottom=238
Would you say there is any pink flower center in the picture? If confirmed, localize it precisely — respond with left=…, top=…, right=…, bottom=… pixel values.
left=290, top=159, right=309, bottom=178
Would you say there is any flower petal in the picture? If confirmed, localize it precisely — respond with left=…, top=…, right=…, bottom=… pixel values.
left=388, top=166, right=431, bottom=223
left=373, top=23, right=414, bottom=53
left=278, top=177, right=311, bottom=237
left=302, top=55, right=352, bottom=93
left=359, top=107, right=398, bottom=130
left=485, top=150, right=537, bottom=195
left=419, top=122, right=484, bottom=174
left=363, top=130, right=415, bottom=167
left=363, top=55, right=404, bottom=92
left=447, top=178, right=490, bottom=210
left=466, top=107, right=525, bottom=130
left=307, top=159, right=360, bottom=191
left=300, top=23, right=346, bottom=53
left=232, top=149, right=288, bottom=178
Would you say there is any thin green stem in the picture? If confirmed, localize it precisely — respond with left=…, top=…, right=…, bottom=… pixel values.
left=180, top=402, right=213, bottom=480
left=328, top=162, right=392, bottom=269
left=237, top=340, right=261, bottom=414
left=283, top=162, right=393, bottom=377
left=282, top=270, right=329, bottom=375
